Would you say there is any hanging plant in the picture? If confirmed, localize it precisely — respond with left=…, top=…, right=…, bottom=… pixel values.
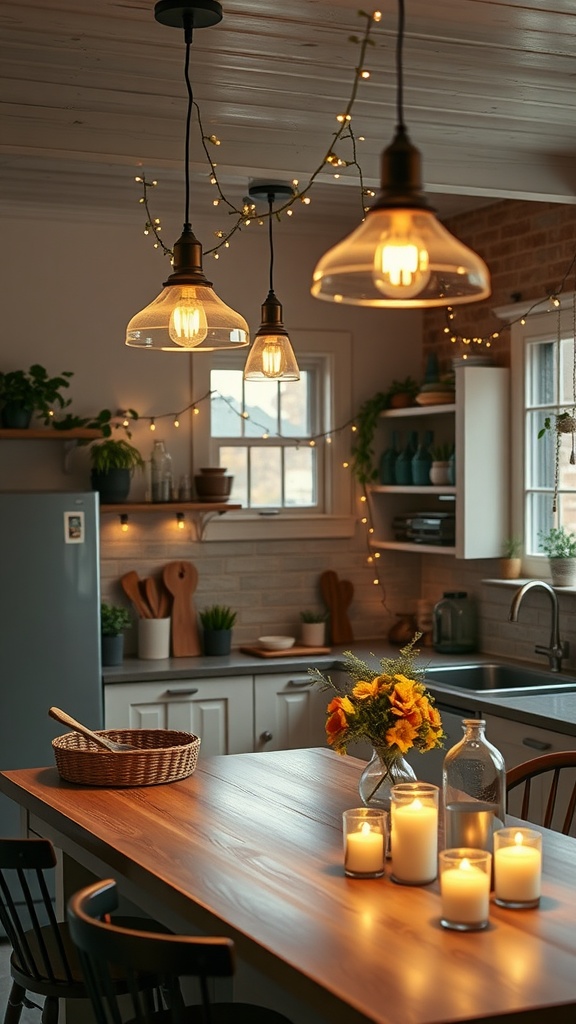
left=351, top=377, right=420, bottom=483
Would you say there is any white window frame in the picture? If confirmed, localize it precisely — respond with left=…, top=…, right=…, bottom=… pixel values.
left=190, top=329, right=355, bottom=540
left=507, top=293, right=576, bottom=578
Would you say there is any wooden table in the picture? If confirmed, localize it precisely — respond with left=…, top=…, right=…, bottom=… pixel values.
left=2, top=748, right=576, bottom=1024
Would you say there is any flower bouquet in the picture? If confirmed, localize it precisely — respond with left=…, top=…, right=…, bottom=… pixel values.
left=309, top=635, right=444, bottom=809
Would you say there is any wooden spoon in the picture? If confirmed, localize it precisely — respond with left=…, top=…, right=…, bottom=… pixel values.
left=145, top=577, right=162, bottom=618
left=120, top=571, right=152, bottom=619
left=49, top=707, right=137, bottom=753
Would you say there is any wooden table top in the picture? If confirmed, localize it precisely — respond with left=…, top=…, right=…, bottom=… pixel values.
left=2, top=748, right=576, bottom=1024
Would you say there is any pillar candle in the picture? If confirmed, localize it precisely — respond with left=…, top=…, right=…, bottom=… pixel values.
left=345, top=822, right=385, bottom=875
left=441, top=857, right=490, bottom=926
left=391, top=798, right=438, bottom=883
left=494, top=829, right=541, bottom=905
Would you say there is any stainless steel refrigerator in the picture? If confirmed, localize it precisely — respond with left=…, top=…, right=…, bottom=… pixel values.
left=0, top=491, right=103, bottom=837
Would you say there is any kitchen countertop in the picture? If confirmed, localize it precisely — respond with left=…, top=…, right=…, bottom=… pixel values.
left=103, top=641, right=576, bottom=737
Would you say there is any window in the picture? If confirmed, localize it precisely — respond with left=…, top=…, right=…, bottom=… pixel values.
left=510, top=297, right=576, bottom=572
left=190, top=329, right=354, bottom=540
left=210, top=362, right=323, bottom=510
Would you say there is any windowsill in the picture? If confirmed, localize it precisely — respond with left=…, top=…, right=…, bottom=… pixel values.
left=482, top=577, right=576, bottom=595
left=203, top=513, right=356, bottom=542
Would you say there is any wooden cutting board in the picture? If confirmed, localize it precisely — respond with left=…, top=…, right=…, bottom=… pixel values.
left=320, top=570, right=354, bottom=644
left=162, top=561, right=201, bottom=657
left=240, top=645, right=331, bottom=658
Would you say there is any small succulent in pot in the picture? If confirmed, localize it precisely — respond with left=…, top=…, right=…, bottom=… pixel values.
left=199, top=605, right=237, bottom=631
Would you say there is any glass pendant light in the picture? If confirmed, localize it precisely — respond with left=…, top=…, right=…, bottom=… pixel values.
left=244, top=185, right=300, bottom=381
left=311, top=0, right=491, bottom=309
left=126, top=0, right=249, bottom=351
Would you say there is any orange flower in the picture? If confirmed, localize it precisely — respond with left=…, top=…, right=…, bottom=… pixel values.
left=388, top=676, right=419, bottom=718
left=385, top=717, right=418, bottom=754
left=352, top=679, right=380, bottom=700
left=325, top=695, right=354, bottom=746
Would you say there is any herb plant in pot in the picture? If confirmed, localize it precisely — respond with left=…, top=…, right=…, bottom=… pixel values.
left=0, top=364, right=73, bottom=428
left=500, top=537, right=523, bottom=580
left=538, top=526, right=576, bottom=586
left=101, top=602, right=132, bottom=667
left=429, top=443, right=454, bottom=485
left=90, top=439, right=144, bottom=504
left=300, top=610, right=328, bottom=647
left=200, top=605, right=237, bottom=656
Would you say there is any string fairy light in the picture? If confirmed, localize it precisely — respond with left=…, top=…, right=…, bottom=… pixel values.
left=135, top=9, right=381, bottom=259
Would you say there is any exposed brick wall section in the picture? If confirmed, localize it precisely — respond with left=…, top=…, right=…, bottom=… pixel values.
left=423, top=201, right=576, bottom=374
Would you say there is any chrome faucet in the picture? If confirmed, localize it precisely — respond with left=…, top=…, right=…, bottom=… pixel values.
left=509, top=579, right=568, bottom=672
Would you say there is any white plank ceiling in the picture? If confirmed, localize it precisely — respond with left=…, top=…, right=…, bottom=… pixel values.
left=1, top=0, right=576, bottom=224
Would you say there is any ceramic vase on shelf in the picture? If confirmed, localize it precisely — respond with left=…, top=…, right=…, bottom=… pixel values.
left=395, top=431, right=418, bottom=486
left=378, top=431, right=399, bottom=485
left=411, top=430, right=434, bottom=486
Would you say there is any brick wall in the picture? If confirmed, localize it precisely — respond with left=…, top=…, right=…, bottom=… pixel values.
left=423, top=200, right=576, bottom=372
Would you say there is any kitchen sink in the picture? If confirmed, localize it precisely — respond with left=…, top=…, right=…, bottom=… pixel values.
left=423, top=662, right=576, bottom=694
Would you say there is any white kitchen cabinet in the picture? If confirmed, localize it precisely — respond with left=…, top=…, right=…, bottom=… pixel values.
left=104, top=677, right=254, bottom=757
left=367, top=366, right=509, bottom=559
left=254, top=672, right=327, bottom=752
left=484, top=712, right=576, bottom=836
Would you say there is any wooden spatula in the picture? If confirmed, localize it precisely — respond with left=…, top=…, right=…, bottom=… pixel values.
left=49, top=707, right=137, bottom=752
left=145, top=577, right=162, bottom=618
left=120, top=571, right=152, bottom=619
left=162, top=561, right=201, bottom=656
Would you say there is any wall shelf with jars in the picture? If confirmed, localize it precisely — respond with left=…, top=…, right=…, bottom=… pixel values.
left=367, top=366, right=510, bottom=559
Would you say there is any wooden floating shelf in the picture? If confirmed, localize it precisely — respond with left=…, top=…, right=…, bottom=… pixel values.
left=0, top=428, right=102, bottom=440
left=100, top=502, right=241, bottom=513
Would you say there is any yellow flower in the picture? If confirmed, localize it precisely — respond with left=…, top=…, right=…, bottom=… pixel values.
left=352, top=678, right=380, bottom=700
left=385, top=718, right=418, bottom=754
left=389, top=676, right=420, bottom=718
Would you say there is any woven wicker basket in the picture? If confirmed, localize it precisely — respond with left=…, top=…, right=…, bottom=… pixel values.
left=52, top=729, right=200, bottom=787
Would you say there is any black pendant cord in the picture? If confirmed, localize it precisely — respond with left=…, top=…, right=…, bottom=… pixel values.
left=183, top=16, right=194, bottom=228
left=267, top=193, right=275, bottom=293
left=396, top=0, right=406, bottom=132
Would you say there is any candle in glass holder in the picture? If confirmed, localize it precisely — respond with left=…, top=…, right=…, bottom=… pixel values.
left=343, top=808, right=386, bottom=878
left=390, top=782, right=439, bottom=884
left=439, top=848, right=491, bottom=930
left=494, top=828, right=542, bottom=908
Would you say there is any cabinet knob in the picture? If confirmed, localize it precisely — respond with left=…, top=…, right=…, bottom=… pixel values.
left=260, top=731, right=273, bottom=743
left=522, top=737, right=552, bottom=751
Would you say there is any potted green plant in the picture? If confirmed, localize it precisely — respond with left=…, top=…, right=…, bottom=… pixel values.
left=199, top=605, right=237, bottom=656
left=0, top=364, right=73, bottom=428
left=538, top=526, right=576, bottom=586
left=351, top=377, right=420, bottom=484
left=500, top=537, right=523, bottom=580
left=90, top=439, right=144, bottom=504
left=300, top=610, right=328, bottom=647
left=429, top=443, right=454, bottom=485
left=100, top=602, right=132, bottom=666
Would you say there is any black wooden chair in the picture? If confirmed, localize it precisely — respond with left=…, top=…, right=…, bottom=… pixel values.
left=0, top=839, right=166, bottom=1024
left=506, top=750, right=576, bottom=835
left=67, top=877, right=295, bottom=1024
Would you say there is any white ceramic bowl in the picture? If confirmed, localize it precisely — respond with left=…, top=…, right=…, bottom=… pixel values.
left=258, top=635, right=296, bottom=651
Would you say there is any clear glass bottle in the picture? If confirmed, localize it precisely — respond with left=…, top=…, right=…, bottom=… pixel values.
left=150, top=440, right=172, bottom=503
left=442, top=719, right=506, bottom=853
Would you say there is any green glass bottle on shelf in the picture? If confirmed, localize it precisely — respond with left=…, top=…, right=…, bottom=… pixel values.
left=395, top=431, right=418, bottom=485
left=411, top=429, right=434, bottom=486
left=378, top=431, right=399, bottom=485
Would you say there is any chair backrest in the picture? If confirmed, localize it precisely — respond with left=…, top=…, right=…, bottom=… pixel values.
left=67, top=878, right=235, bottom=1024
left=506, top=750, right=576, bottom=835
left=0, top=838, right=75, bottom=984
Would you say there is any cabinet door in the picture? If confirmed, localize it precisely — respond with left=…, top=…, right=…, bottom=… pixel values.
left=254, top=672, right=327, bottom=752
left=104, top=677, right=254, bottom=756
left=484, top=713, right=576, bottom=836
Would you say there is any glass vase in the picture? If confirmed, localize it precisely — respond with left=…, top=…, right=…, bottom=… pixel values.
left=359, top=747, right=417, bottom=854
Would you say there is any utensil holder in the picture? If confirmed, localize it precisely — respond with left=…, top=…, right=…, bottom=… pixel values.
left=138, top=617, right=171, bottom=659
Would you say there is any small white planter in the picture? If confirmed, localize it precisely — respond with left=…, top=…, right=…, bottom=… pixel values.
left=429, top=461, right=451, bottom=486
left=549, top=558, right=576, bottom=587
left=301, top=622, right=326, bottom=647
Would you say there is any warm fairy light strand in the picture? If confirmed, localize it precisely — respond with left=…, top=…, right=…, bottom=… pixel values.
left=135, top=10, right=381, bottom=259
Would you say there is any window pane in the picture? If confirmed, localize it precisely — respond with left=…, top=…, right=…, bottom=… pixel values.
left=526, top=492, right=554, bottom=555
left=245, top=380, right=279, bottom=438
left=220, top=446, right=247, bottom=505
left=527, top=410, right=554, bottom=488
left=559, top=337, right=576, bottom=406
left=285, top=446, right=315, bottom=506
left=527, top=340, right=554, bottom=406
left=211, top=371, right=242, bottom=437
left=281, top=373, right=310, bottom=436
left=251, top=448, right=282, bottom=506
